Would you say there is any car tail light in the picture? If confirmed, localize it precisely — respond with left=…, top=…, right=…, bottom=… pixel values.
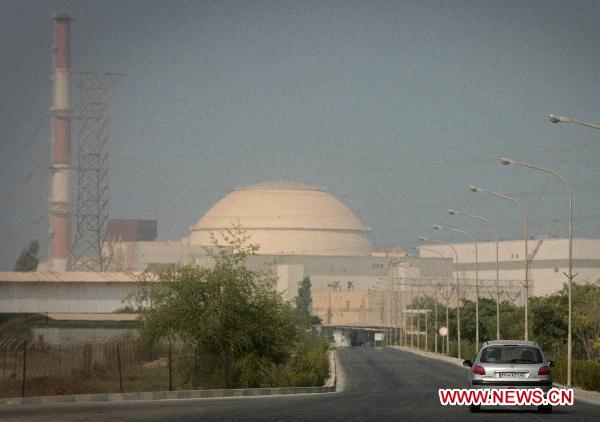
left=472, top=365, right=486, bottom=375
left=538, top=366, right=551, bottom=375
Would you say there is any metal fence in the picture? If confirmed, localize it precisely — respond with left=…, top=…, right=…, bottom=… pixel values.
left=0, top=337, right=175, bottom=398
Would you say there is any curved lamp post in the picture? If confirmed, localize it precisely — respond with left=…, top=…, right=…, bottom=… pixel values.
left=433, top=224, right=480, bottom=352
left=548, top=113, right=600, bottom=130
left=413, top=245, right=448, bottom=354
left=449, top=209, right=501, bottom=340
left=500, top=157, right=576, bottom=387
left=419, top=237, right=460, bottom=358
left=470, top=185, right=530, bottom=342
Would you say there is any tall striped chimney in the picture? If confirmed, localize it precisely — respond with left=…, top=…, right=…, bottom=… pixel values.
left=50, top=13, right=72, bottom=271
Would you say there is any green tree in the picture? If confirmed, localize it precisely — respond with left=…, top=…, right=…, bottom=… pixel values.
left=295, top=276, right=312, bottom=316
left=530, top=292, right=567, bottom=357
left=572, top=284, right=600, bottom=360
left=498, top=301, right=525, bottom=340
left=14, top=240, right=39, bottom=271
left=131, top=227, right=300, bottom=388
left=414, top=284, right=600, bottom=379
left=458, top=298, right=498, bottom=343
left=295, top=276, right=322, bottom=326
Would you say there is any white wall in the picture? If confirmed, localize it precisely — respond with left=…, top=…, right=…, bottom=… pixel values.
left=309, top=274, right=387, bottom=292
left=275, top=264, right=305, bottom=300
left=0, top=282, right=134, bottom=313
left=32, top=327, right=137, bottom=345
left=419, top=238, right=600, bottom=297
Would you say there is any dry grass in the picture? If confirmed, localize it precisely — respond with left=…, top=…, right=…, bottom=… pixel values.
left=0, top=365, right=177, bottom=398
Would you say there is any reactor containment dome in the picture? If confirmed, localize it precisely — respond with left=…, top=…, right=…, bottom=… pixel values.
left=186, top=181, right=375, bottom=256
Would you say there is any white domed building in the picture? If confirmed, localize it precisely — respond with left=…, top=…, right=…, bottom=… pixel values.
left=107, top=181, right=408, bottom=277
left=184, top=181, right=375, bottom=257
left=8, top=179, right=584, bottom=342
left=94, top=181, right=428, bottom=329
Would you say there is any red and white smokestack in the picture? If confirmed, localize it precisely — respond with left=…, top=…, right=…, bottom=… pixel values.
left=50, top=13, right=72, bottom=271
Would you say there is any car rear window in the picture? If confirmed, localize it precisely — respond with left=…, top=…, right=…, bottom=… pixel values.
left=480, top=346, right=543, bottom=364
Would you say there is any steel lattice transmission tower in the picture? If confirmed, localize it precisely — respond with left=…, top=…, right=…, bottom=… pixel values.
left=67, top=71, right=124, bottom=271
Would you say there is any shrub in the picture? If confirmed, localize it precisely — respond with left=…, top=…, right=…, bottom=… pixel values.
left=553, top=358, right=600, bottom=392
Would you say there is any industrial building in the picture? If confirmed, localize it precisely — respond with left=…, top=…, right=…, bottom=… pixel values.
left=0, top=272, right=140, bottom=344
left=1, top=182, right=441, bottom=343
left=107, top=219, right=157, bottom=242
left=5, top=181, right=595, bottom=343
left=103, top=181, right=446, bottom=312
left=108, top=181, right=378, bottom=271
left=418, top=238, right=600, bottom=297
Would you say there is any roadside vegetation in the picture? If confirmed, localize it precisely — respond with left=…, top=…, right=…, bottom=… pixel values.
left=413, top=283, right=600, bottom=391
left=0, top=229, right=329, bottom=398
left=130, top=227, right=329, bottom=389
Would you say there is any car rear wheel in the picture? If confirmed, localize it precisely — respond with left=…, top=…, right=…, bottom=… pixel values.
left=469, top=404, right=481, bottom=413
left=538, top=404, right=553, bottom=414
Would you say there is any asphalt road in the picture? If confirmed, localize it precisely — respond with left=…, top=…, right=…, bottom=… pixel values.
left=1, top=347, right=598, bottom=421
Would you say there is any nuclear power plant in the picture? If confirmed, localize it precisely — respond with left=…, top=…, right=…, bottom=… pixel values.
left=0, top=13, right=598, bottom=346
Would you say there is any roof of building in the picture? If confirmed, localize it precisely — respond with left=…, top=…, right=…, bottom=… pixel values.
left=236, top=181, right=327, bottom=192
left=43, top=313, right=139, bottom=321
left=0, top=272, right=141, bottom=283
left=187, top=181, right=375, bottom=256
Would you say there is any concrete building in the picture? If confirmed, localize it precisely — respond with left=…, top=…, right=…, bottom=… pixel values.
left=418, top=238, right=600, bottom=298
left=107, top=219, right=157, bottom=242
left=0, top=272, right=139, bottom=314
left=0, top=256, right=438, bottom=337
left=313, top=290, right=386, bottom=326
left=2, top=181, right=425, bottom=343
left=29, top=313, right=138, bottom=345
left=106, top=181, right=385, bottom=273
left=3, top=181, right=599, bottom=344
left=0, top=272, right=141, bottom=344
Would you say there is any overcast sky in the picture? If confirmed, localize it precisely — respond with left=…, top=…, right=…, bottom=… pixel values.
left=1, top=0, right=599, bottom=270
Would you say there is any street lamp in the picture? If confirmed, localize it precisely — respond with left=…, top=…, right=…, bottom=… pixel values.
left=448, top=209, right=501, bottom=341
left=548, top=113, right=600, bottom=130
left=433, top=224, right=480, bottom=352
left=413, top=245, right=448, bottom=354
left=470, top=185, right=530, bottom=341
left=500, top=157, right=576, bottom=387
left=419, top=237, right=460, bottom=358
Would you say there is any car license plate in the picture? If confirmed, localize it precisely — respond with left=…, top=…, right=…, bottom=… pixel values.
left=498, top=372, right=526, bottom=378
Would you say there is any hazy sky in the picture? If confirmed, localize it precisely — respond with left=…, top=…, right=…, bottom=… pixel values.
left=1, top=0, right=599, bottom=269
